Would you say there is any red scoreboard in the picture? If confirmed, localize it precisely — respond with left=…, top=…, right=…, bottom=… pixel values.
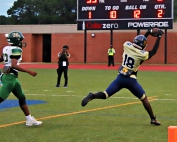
left=77, top=0, right=173, bottom=30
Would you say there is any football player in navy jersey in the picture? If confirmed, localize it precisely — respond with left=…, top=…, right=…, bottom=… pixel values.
left=81, top=28, right=164, bottom=125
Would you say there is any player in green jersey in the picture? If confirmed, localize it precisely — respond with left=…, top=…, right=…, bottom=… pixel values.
left=0, top=31, right=42, bottom=126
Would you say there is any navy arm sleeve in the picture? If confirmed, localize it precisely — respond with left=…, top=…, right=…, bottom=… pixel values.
left=148, top=37, right=161, bottom=60
left=144, top=31, right=150, bottom=38
left=144, top=28, right=152, bottom=38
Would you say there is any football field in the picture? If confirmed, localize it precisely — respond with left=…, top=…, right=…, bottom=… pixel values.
left=0, top=63, right=177, bottom=142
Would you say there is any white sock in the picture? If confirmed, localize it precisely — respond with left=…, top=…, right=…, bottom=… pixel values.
left=26, top=114, right=32, bottom=120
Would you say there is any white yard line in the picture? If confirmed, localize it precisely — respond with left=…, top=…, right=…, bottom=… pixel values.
left=25, top=94, right=177, bottom=101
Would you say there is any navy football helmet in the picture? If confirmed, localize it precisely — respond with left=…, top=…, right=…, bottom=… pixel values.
left=133, top=35, right=147, bottom=50
left=5, top=31, right=25, bottom=48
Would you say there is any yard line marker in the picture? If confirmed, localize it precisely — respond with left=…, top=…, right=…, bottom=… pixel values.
left=0, top=97, right=156, bottom=128
left=38, top=99, right=155, bottom=120
left=0, top=121, right=26, bottom=128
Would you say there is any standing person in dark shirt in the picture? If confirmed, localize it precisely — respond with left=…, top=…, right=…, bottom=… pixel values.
left=55, top=45, right=70, bottom=88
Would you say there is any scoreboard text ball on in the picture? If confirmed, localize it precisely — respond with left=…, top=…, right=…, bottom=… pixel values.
left=77, top=0, right=173, bottom=30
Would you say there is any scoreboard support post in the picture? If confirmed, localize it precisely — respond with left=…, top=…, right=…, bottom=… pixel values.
left=137, top=29, right=140, bottom=35
left=84, top=29, right=87, bottom=63
left=164, top=29, right=167, bottom=64
left=110, top=30, right=113, bottom=47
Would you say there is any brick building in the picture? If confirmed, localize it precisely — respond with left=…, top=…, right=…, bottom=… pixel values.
left=0, top=24, right=177, bottom=64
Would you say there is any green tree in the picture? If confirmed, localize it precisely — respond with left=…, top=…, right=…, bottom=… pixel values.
left=6, top=0, right=77, bottom=24
left=174, top=0, right=177, bottom=21
left=0, top=16, right=8, bottom=25
left=2, top=0, right=177, bottom=24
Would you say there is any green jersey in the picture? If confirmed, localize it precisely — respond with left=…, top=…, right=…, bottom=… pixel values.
left=2, top=46, right=22, bottom=75
left=2, top=45, right=22, bottom=66
left=0, top=46, right=24, bottom=100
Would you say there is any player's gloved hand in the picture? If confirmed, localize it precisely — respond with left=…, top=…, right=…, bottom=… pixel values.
left=158, top=29, right=164, bottom=37
left=147, top=28, right=153, bottom=34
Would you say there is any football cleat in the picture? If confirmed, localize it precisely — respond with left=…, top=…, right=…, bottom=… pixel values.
left=26, top=116, right=42, bottom=126
left=81, top=92, right=94, bottom=107
left=55, top=84, right=60, bottom=88
left=150, top=117, right=161, bottom=126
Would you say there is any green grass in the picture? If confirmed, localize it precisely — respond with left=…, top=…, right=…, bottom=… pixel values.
left=0, top=68, right=177, bottom=142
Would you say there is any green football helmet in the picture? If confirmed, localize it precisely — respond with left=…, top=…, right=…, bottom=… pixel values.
left=5, top=31, right=25, bottom=48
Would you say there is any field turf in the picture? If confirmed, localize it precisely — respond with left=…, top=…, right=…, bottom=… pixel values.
left=0, top=63, right=177, bottom=142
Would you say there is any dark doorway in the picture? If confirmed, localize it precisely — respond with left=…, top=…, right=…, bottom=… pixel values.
left=43, top=34, right=51, bottom=62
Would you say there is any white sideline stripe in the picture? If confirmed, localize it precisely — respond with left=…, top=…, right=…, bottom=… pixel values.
left=165, top=94, right=172, bottom=95
left=25, top=94, right=177, bottom=101
left=26, top=94, right=46, bottom=96
left=154, top=98, right=177, bottom=101
left=112, top=97, right=138, bottom=100
left=52, top=95, right=76, bottom=96
left=26, top=94, right=77, bottom=97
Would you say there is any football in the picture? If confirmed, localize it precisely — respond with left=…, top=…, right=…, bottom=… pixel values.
left=150, top=28, right=161, bottom=37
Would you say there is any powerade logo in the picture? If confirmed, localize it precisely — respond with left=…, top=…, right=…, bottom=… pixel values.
left=86, top=22, right=119, bottom=29
left=128, top=22, right=169, bottom=28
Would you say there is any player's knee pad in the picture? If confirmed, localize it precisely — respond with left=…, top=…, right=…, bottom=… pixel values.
left=0, top=97, right=4, bottom=103
left=19, top=97, right=26, bottom=106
